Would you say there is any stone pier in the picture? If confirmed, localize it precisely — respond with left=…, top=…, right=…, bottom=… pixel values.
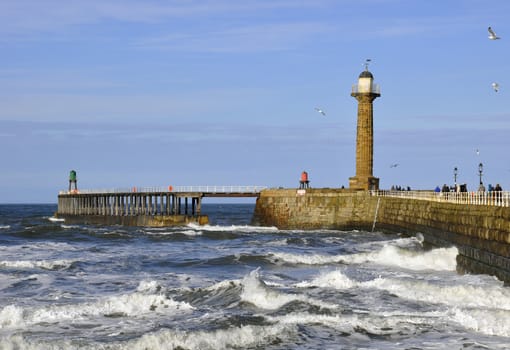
left=253, top=189, right=510, bottom=283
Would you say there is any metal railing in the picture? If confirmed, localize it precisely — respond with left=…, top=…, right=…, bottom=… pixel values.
left=351, top=83, right=380, bottom=94
left=371, top=190, right=510, bottom=207
left=59, top=185, right=268, bottom=195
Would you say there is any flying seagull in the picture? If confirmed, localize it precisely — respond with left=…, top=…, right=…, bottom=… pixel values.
left=488, top=27, right=500, bottom=40
left=390, top=163, right=399, bottom=168
left=476, top=149, right=480, bottom=156
left=314, top=107, right=326, bottom=116
left=492, top=82, right=499, bottom=92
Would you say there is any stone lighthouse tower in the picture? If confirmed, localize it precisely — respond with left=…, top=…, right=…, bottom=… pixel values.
left=349, top=64, right=380, bottom=190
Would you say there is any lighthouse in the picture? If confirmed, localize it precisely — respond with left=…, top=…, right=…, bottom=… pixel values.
left=349, top=65, right=380, bottom=190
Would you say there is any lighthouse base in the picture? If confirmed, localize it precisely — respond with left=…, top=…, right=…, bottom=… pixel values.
left=349, top=176, right=379, bottom=191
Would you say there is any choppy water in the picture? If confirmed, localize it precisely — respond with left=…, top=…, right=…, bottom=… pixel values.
left=0, top=204, right=509, bottom=349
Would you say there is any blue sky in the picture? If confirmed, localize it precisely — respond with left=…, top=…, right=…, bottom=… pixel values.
left=1, top=0, right=509, bottom=203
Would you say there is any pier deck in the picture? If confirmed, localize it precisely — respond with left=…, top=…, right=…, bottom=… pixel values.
left=56, top=186, right=266, bottom=226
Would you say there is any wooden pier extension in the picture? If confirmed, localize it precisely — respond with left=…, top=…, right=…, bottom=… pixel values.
left=56, top=186, right=266, bottom=227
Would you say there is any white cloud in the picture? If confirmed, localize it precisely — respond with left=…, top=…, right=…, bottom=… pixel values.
left=136, top=22, right=335, bottom=53
left=0, top=0, right=330, bottom=38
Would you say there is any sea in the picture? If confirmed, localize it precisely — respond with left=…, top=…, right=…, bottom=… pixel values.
left=0, top=203, right=510, bottom=349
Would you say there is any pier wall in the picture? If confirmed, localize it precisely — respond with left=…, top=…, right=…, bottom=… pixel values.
left=253, top=189, right=510, bottom=283
left=58, top=214, right=209, bottom=227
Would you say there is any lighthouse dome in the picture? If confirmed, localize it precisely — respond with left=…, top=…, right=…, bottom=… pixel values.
left=359, top=70, right=373, bottom=79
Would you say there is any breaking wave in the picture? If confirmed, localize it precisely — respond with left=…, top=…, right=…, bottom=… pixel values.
left=271, top=244, right=458, bottom=271
left=0, top=259, right=75, bottom=271
left=296, top=269, right=510, bottom=338
left=240, top=268, right=337, bottom=310
left=187, top=223, right=278, bottom=233
left=0, top=280, right=193, bottom=330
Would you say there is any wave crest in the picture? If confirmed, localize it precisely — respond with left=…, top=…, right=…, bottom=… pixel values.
left=271, top=244, right=458, bottom=271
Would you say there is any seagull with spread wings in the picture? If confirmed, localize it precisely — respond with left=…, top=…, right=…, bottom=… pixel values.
left=314, top=107, right=326, bottom=116
left=488, top=27, right=501, bottom=40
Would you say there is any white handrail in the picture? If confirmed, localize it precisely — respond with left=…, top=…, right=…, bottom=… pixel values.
left=59, top=185, right=268, bottom=195
left=371, top=190, right=510, bottom=207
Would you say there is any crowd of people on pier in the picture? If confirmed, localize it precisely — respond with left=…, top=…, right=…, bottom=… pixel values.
left=434, top=183, right=503, bottom=193
left=390, top=185, right=412, bottom=191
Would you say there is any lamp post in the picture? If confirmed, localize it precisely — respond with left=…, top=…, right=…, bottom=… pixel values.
left=478, top=163, right=485, bottom=192
left=453, top=167, right=458, bottom=186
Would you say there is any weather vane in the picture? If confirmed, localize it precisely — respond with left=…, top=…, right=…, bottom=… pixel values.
left=364, top=58, right=372, bottom=70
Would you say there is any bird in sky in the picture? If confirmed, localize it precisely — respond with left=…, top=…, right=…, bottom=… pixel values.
left=488, top=27, right=501, bottom=40
left=492, top=82, right=499, bottom=92
left=314, top=107, right=326, bottom=116
left=476, top=149, right=480, bottom=156
left=390, top=163, right=399, bottom=168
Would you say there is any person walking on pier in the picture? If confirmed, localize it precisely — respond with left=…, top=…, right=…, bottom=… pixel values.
left=69, top=170, right=78, bottom=193
left=494, top=183, right=503, bottom=203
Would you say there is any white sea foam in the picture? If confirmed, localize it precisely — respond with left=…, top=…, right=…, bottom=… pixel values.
left=295, top=270, right=357, bottom=289
left=357, top=245, right=458, bottom=271
left=0, top=225, right=10, bottom=229
left=180, top=229, right=203, bottom=236
left=363, top=276, right=510, bottom=310
left=48, top=217, right=65, bottom=222
left=450, top=308, right=510, bottom=337
left=187, top=223, right=278, bottom=233
left=240, top=268, right=337, bottom=310
left=0, top=324, right=296, bottom=350
left=296, top=269, right=510, bottom=338
left=136, top=280, right=162, bottom=294
left=61, top=224, right=79, bottom=229
left=267, top=310, right=444, bottom=337
left=0, top=259, right=74, bottom=270
left=0, top=242, right=78, bottom=254
left=298, top=269, right=510, bottom=311
left=127, top=322, right=296, bottom=350
left=267, top=238, right=289, bottom=246
left=271, top=245, right=457, bottom=271
left=0, top=305, right=25, bottom=328
left=0, top=286, right=193, bottom=330
left=356, top=236, right=421, bottom=251
left=270, top=252, right=343, bottom=265
left=204, top=278, right=242, bottom=291
left=145, top=229, right=202, bottom=236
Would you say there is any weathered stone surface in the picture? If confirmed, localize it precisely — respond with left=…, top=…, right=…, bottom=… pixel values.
left=57, top=214, right=209, bottom=227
